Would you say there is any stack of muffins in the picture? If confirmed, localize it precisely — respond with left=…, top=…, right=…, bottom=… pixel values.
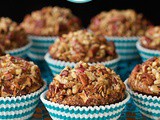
left=0, top=5, right=160, bottom=120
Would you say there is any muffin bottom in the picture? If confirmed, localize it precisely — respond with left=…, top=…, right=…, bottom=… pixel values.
left=0, top=81, right=46, bottom=120
left=41, top=90, right=130, bottom=120
left=125, top=79, right=160, bottom=120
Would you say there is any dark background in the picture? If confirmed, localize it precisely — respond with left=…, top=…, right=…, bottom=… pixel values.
left=0, top=0, right=159, bottom=27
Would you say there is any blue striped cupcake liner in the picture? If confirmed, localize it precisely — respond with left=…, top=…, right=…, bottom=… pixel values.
left=27, top=35, right=57, bottom=60
left=44, top=52, right=120, bottom=76
left=105, top=36, right=140, bottom=60
left=136, top=41, right=160, bottom=62
left=0, top=81, right=46, bottom=120
left=125, top=79, right=160, bottom=120
left=5, top=40, right=32, bottom=58
left=41, top=90, right=130, bottom=120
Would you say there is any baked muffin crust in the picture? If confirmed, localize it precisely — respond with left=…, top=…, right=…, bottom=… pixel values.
left=47, top=61, right=125, bottom=106
left=49, top=30, right=117, bottom=62
left=0, top=17, right=28, bottom=51
left=21, top=6, right=81, bottom=36
left=0, top=54, right=43, bottom=97
left=140, top=26, right=160, bottom=50
left=128, top=57, right=160, bottom=96
left=89, top=9, right=151, bottom=37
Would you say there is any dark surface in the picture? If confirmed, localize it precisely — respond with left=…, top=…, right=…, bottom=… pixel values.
left=0, top=0, right=159, bottom=27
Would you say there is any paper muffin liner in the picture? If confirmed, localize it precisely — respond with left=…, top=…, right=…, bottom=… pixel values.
left=27, top=35, right=57, bottom=60
left=136, top=41, right=160, bottom=62
left=44, top=52, right=120, bottom=76
left=0, top=81, right=46, bottom=120
left=41, top=90, right=130, bottom=120
left=125, top=79, right=160, bottom=119
left=105, top=36, right=140, bottom=60
left=5, top=40, right=32, bottom=58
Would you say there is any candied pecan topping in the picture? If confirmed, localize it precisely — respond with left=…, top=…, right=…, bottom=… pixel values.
left=140, top=26, right=160, bottom=50
left=0, top=54, right=43, bottom=97
left=89, top=9, right=151, bottom=36
left=47, top=61, right=125, bottom=106
left=21, top=6, right=81, bottom=36
left=49, top=30, right=117, bottom=62
left=0, top=17, right=28, bottom=50
left=128, top=57, right=160, bottom=96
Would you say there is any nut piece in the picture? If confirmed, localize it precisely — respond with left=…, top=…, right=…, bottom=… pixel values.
left=78, top=74, right=88, bottom=86
left=72, top=83, right=82, bottom=94
left=150, top=85, right=160, bottom=94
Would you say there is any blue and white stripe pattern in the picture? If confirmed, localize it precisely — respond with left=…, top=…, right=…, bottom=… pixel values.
left=0, top=81, right=46, bottom=120
left=28, top=35, right=57, bottom=60
left=125, top=79, right=160, bottom=120
left=106, top=36, right=140, bottom=60
left=5, top=41, right=32, bottom=58
left=44, top=53, right=120, bottom=76
left=136, top=41, right=160, bottom=62
left=41, top=91, right=130, bottom=120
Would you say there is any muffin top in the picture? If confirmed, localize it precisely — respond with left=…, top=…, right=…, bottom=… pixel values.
left=0, top=17, right=28, bottom=51
left=128, top=57, right=160, bottom=96
left=47, top=61, right=125, bottom=106
left=21, top=6, right=81, bottom=36
left=49, top=30, right=117, bottom=63
left=140, top=26, right=160, bottom=50
left=0, top=54, right=43, bottom=97
left=89, top=9, right=151, bottom=37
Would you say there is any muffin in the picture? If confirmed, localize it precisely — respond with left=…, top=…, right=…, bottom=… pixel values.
left=0, top=54, right=46, bottom=119
left=41, top=62, right=130, bottom=120
left=0, top=17, right=31, bottom=58
left=21, top=6, right=81, bottom=60
left=137, top=26, right=160, bottom=61
left=89, top=9, right=151, bottom=60
left=89, top=9, right=150, bottom=37
left=21, top=6, right=81, bottom=36
left=45, top=30, right=120, bottom=75
left=126, top=57, right=160, bottom=119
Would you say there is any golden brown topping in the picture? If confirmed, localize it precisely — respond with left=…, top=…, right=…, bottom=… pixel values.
left=0, top=17, right=28, bottom=50
left=89, top=9, right=151, bottom=37
left=140, top=26, right=160, bottom=50
left=46, top=61, right=125, bottom=106
left=128, top=57, right=160, bottom=96
left=21, top=6, right=81, bottom=36
left=49, top=30, right=117, bottom=62
left=0, top=54, right=43, bottom=97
